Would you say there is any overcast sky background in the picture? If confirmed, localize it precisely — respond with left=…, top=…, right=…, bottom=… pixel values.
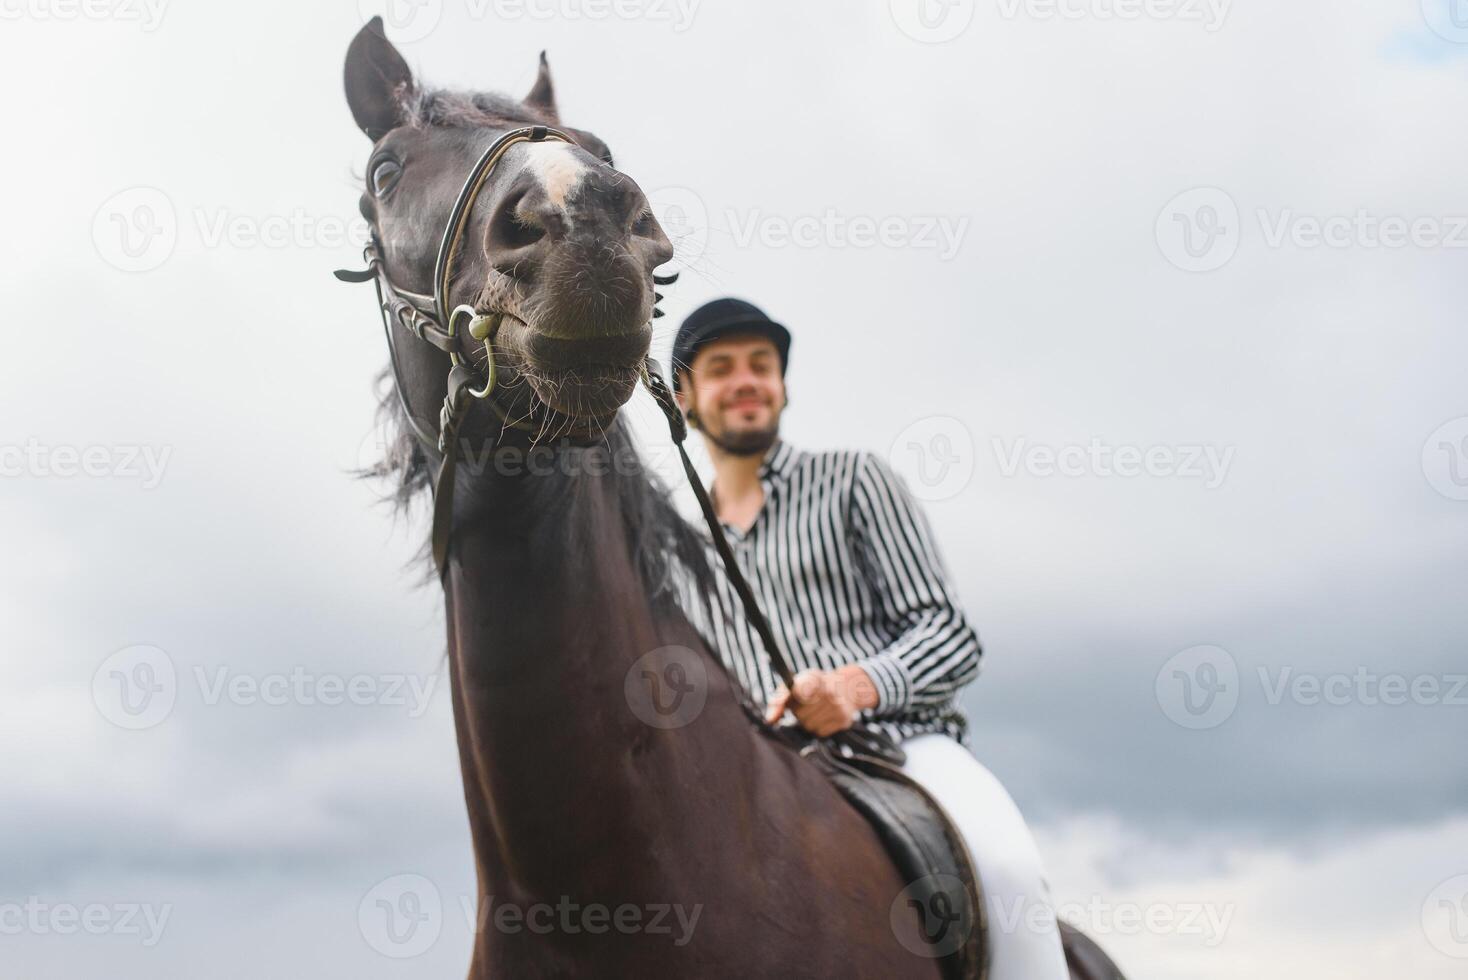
left=2, top=1, right=1466, bottom=976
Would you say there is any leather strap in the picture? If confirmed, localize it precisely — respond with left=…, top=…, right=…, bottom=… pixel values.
left=432, top=364, right=481, bottom=575
left=641, top=362, right=800, bottom=692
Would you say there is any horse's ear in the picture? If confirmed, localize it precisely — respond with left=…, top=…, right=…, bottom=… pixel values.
left=344, top=16, right=415, bottom=142
left=523, top=51, right=559, bottom=123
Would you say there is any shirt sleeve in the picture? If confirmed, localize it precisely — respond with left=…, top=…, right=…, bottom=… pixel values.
left=847, top=452, right=982, bottom=715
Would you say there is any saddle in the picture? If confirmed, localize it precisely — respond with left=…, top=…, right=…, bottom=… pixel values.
left=764, top=722, right=988, bottom=980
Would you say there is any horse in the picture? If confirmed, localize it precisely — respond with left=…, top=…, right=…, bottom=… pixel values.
left=339, top=18, right=1125, bottom=979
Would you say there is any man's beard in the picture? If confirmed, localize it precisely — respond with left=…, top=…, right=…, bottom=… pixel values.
left=704, top=422, right=778, bottom=457
left=695, top=398, right=780, bottom=457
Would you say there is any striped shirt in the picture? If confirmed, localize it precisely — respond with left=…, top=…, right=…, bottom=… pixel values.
left=675, top=438, right=982, bottom=746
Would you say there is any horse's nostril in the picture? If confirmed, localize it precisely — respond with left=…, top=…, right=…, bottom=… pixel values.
left=485, top=188, right=560, bottom=275
left=500, top=215, right=546, bottom=251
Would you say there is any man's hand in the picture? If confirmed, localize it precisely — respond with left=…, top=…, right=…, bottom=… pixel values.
left=764, top=665, right=880, bottom=737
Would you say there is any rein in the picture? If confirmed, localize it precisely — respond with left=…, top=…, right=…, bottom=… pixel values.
left=334, top=124, right=801, bottom=692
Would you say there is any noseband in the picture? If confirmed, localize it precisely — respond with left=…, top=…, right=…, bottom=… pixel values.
left=336, top=124, right=806, bottom=698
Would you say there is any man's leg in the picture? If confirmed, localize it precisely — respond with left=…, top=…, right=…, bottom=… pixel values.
left=899, top=733, right=1069, bottom=980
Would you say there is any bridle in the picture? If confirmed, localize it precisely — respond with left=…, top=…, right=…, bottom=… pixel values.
left=335, top=123, right=823, bottom=710
left=336, top=125, right=629, bottom=571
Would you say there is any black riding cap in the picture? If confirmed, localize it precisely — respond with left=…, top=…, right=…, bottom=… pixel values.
left=670, top=297, right=792, bottom=392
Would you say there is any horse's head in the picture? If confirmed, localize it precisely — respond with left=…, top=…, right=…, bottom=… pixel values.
left=344, top=18, right=671, bottom=423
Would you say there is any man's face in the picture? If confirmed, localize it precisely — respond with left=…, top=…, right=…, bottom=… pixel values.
left=678, top=332, right=787, bottom=456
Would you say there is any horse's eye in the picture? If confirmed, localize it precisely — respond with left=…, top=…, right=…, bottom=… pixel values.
left=371, top=159, right=402, bottom=197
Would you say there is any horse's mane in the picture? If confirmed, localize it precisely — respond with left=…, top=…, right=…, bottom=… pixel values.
left=399, top=87, right=542, bottom=130
left=361, top=367, right=719, bottom=623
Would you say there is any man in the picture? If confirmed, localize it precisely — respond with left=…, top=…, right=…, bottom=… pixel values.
left=669, top=297, right=1069, bottom=980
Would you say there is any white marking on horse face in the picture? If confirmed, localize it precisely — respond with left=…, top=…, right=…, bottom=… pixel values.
left=522, top=142, right=590, bottom=210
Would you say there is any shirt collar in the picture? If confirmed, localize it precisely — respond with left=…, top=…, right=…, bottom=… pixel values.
left=758, top=438, right=797, bottom=482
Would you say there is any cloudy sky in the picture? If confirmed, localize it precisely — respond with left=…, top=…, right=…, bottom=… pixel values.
left=2, top=0, right=1466, bottom=976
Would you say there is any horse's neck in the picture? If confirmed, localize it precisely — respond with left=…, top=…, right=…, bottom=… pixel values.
left=442, top=442, right=752, bottom=898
